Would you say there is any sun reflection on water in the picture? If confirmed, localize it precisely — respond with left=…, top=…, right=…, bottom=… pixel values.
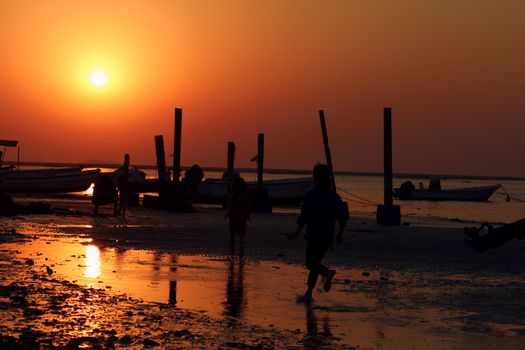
left=85, top=245, right=101, bottom=278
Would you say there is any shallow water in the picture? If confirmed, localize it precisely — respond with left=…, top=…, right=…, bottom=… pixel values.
left=146, top=169, right=525, bottom=223
left=6, top=228, right=525, bottom=349
left=15, top=165, right=525, bottom=224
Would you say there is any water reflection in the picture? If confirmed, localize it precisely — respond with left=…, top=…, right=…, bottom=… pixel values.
left=304, top=303, right=333, bottom=349
left=85, top=245, right=101, bottom=278
left=223, top=256, right=246, bottom=320
left=169, top=280, right=177, bottom=306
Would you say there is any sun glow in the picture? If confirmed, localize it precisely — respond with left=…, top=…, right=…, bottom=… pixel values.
left=90, top=71, right=107, bottom=87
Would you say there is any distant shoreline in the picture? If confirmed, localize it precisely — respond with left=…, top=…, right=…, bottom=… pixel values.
left=4, top=160, right=525, bottom=182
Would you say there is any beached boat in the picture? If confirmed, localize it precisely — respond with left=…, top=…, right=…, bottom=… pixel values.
left=0, top=168, right=101, bottom=193
left=394, top=182, right=501, bottom=201
left=195, top=176, right=312, bottom=204
left=0, top=166, right=14, bottom=175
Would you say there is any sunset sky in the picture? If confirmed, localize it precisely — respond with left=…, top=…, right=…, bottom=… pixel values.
left=1, top=1, right=524, bottom=177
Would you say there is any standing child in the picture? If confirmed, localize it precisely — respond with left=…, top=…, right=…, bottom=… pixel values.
left=288, top=163, right=347, bottom=302
left=226, top=177, right=251, bottom=256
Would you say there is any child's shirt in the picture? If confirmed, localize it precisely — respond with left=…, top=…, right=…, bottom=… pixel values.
left=298, top=187, right=347, bottom=243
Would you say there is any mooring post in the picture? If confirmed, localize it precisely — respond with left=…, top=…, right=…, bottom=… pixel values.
left=377, top=107, right=401, bottom=225
left=123, top=153, right=130, bottom=179
left=155, top=135, right=168, bottom=185
left=384, top=108, right=393, bottom=207
left=257, top=133, right=264, bottom=188
left=319, top=110, right=336, bottom=192
left=227, top=141, right=235, bottom=175
left=173, top=108, right=182, bottom=184
left=251, top=133, right=272, bottom=213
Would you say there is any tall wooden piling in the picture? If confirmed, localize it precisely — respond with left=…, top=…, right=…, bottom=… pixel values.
left=257, top=133, right=264, bottom=187
left=319, top=110, right=336, bottom=192
left=377, top=107, right=401, bottom=225
left=250, top=133, right=272, bottom=213
left=123, top=153, right=130, bottom=178
left=173, top=108, right=182, bottom=184
left=154, top=135, right=168, bottom=184
left=383, top=108, right=393, bottom=207
left=227, top=141, right=236, bottom=174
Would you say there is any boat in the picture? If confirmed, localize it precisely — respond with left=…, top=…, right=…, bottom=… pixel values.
left=195, top=176, right=312, bottom=204
left=126, top=174, right=312, bottom=205
left=394, top=180, right=500, bottom=201
left=0, top=166, right=14, bottom=175
left=2, top=167, right=85, bottom=177
left=0, top=168, right=101, bottom=193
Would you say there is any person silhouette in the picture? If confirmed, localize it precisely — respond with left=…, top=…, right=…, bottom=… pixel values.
left=225, top=177, right=251, bottom=256
left=287, top=164, right=347, bottom=302
left=92, top=174, right=116, bottom=215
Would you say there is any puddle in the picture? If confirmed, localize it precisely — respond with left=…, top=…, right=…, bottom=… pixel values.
left=2, top=223, right=525, bottom=349
left=2, top=236, right=500, bottom=349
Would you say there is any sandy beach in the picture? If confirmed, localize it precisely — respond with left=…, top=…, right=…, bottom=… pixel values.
left=0, top=195, right=524, bottom=349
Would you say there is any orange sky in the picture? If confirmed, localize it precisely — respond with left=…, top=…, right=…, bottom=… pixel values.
left=1, top=1, right=524, bottom=176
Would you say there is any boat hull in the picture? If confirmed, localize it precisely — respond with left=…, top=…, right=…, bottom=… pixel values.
left=394, top=184, right=500, bottom=201
left=0, top=169, right=101, bottom=193
left=195, top=177, right=312, bottom=204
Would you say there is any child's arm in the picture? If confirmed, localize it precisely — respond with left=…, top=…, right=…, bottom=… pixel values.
left=288, top=193, right=310, bottom=240
left=336, top=196, right=348, bottom=244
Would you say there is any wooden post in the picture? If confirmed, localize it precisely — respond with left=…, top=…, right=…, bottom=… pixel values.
left=123, top=153, right=130, bottom=178
left=257, top=133, right=264, bottom=188
left=319, top=110, right=336, bottom=192
left=227, top=141, right=235, bottom=174
left=251, top=133, right=272, bottom=213
left=377, top=107, right=401, bottom=225
left=384, top=108, right=393, bottom=207
left=0, top=151, right=3, bottom=167
left=155, top=135, right=168, bottom=184
left=173, top=108, right=182, bottom=184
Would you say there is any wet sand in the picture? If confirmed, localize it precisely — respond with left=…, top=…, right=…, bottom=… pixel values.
left=1, top=195, right=525, bottom=349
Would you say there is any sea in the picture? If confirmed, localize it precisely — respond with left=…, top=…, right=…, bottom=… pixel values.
left=9, top=165, right=525, bottom=225
left=126, top=167, right=525, bottom=225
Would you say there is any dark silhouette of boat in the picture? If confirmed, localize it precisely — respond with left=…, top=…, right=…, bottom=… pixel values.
left=394, top=180, right=500, bottom=202
left=0, top=167, right=101, bottom=193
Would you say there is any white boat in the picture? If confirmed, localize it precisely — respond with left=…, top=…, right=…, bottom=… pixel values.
left=195, top=176, right=312, bottom=204
left=394, top=183, right=501, bottom=201
left=3, top=167, right=85, bottom=177
left=0, top=168, right=101, bottom=193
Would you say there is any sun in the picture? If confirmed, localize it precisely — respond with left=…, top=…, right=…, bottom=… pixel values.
left=90, top=71, right=107, bottom=87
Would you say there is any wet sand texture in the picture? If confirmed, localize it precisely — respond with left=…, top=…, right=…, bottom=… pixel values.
left=1, top=197, right=525, bottom=349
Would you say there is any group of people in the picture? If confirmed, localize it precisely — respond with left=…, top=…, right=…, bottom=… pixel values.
left=225, top=163, right=347, bottom=303
left=91, top=174, right=128, bottom=218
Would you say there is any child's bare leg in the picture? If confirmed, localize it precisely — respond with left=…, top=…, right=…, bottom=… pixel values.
left=299, top=287, right=313, bottom=303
